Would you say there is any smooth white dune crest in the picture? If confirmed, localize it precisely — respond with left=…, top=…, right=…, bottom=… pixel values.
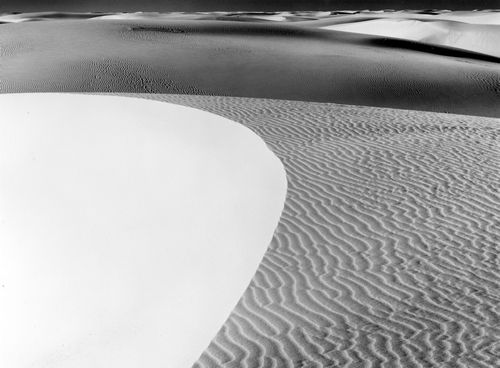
left=322, top=18, right=500, bottom=57
left=362, top=11, right=500, bottom=24
left=0, top=94, right=287, bottom=368
left=89, top=12, right=206, bottom=21
left=401, top=10, right=500, bottom=24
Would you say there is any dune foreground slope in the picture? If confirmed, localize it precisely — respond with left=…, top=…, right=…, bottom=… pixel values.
left=0, top=94, right=286, bottom=368
left=114, top=93, right=500, bottom=368
left=0, top=13, right=499, bottom=117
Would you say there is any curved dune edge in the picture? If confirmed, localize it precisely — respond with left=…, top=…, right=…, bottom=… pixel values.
left=321, top=19, right=500, bottom=58
left=0, top=94, right=287, bottom=368
left=113, top=94, right=500, bottom=368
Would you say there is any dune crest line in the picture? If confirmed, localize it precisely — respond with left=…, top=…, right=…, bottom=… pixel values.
left=1, top=18, right=499, bottom=117
left=0, top=94, right=286, bottom=368
left=117, top=94, right=500, bottom=368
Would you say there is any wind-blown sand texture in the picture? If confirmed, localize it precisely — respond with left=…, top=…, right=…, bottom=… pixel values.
left=0, top=94, right=286, bottom=368
left=1, top=9, right=499, bottom=368
left=116, top=93, right=500, bottom=368
left=0, top=15, right=499, bottom=117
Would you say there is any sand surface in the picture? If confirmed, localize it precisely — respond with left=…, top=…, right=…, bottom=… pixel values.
left=1, top=9, right=499, bottom=368
left=0, top=94, right=286, bottom=368
left=110, top=93, right=500, bottom=368
left=321, top=19, right=500, bottom=58
left=0, top=16, right=498, bottom=117
left=2, top=10, right=498, bottom=25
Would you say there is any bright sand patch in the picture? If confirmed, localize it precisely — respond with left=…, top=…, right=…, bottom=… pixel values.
left=321, top=19, right=500, bottom=58
left=0, top=94, right=286, bottom=368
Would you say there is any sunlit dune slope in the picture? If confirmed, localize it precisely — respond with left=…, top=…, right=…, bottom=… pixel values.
left=0, top=93, right=286, bottom=368
left=320, top=19, right=500, bottom=58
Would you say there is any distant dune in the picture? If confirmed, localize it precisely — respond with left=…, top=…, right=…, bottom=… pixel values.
left=321, top=19, right=500, bottom=57
left=0, top=11, right=499, bottom=117
left=1, top=10, right=499, bottom=24
left=124, top=93, right=498, bottom=368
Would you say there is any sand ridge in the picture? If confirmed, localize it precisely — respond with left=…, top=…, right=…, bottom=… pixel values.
left=2, top=10, right=499, bottom=25
left=320, top=19, right=500, bottom=58
left=115, top=94, right=500, bottom=368
left=0, top=18, right=499, bottom=117
left=0, top=94, right=287, bottom=368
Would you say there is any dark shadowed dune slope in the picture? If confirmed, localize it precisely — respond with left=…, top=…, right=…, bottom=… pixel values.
left=366, top=37, right=500, bottom=63
left=118, top=94, right=500, bottom=368
left=1, top=19, right=499, bottom=117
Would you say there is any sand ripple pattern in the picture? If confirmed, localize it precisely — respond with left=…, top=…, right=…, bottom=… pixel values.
left=124, top=94, right=499, bottom=368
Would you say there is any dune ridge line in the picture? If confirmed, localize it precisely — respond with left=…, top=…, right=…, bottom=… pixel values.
left=0, top=93, right=287, bottom=368
left=117, top=93, right=500, bottom=368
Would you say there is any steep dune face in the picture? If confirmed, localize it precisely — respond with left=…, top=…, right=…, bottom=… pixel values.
left=0, top=19, right=498, bottom=117
left=321, top=19, right=500, bottom=58
left=0, top=94, right=286, bottom=368
left=125, top=94, right=499, bottom=368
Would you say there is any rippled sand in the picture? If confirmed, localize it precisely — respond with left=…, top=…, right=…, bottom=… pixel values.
left=121, top=94, right=500, bottom=368
left=1, top=9, right=499, bottom=367
left=0, top=15, right=498, bottom=117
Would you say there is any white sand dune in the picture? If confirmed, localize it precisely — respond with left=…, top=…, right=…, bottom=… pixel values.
left=87, top=10, right=500, bottom=25
left=0, top=94, right=286, bottom=368
left=376, top=10, right=500, bottom=25
left=321, top=19, right=500, bottom=58
left=113, top=93, right=499, bottom=368
left=0, top=19, right=498, bottom=117
left=1, top=10, right=499, bottom=368
left=89, top=12, right=211, bottom=21
left=293, top=10, right=500, bottom=26
left=0, top=12, right=110, bottom=23
left=2, top=10, right=498, bottom=25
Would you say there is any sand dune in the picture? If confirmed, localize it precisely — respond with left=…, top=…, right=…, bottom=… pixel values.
left=321, top=19, right=500, bottom=58
left=0, top=18, right=499, bottom=117
left=0, top=12, right=113, bottom=23
left=364, top=10, right=500, bottom=25
left=1, top=9, right=499, bottom=368
left=293, top=10, right=500, bottom=26
left=2, top=10, right=498, bottom=25
left=221, top=10, right=500, bottom=25
left=112, top=93, right=500, bottom=368
left=0, top=94, right=286, bottom=368
left=88, top=12, right=215, bottom=21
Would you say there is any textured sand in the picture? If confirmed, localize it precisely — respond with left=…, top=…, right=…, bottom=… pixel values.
left=2, top=10, right=498, bottom=25
left=1, top=10, right=499, bottom=367
left=0, top=94, right=286, bottom=368
left=112, top=94, right=500, bottom=368
left=0, top=18, right=499, bottom=117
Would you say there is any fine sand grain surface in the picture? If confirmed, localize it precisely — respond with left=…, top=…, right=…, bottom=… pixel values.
left=114, top=93, right=500, bottom=368
left=0, top=94, right=286, bottom=368
left=0, top=16, right=499, bottom=117
left=1, top=9, right=499, bottom=368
